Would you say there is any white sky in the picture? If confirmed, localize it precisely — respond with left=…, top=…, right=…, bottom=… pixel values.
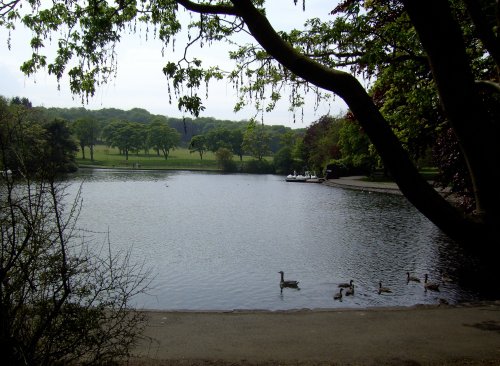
left=0, top=1, right=347, bottom=128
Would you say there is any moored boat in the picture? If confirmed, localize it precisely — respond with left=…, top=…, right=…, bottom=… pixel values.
left=286, top=171, right=307, bottom=182
left=285, top=171, right=323, bottom=183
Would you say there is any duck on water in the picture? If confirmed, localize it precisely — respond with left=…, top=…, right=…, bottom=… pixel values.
left=406, top=272, right=421, bottom=283
left=278, top=271, right=300, bottom=291
left=338, top=280, right=354, bottom=288
left=333, top=288, right=343, bottom=301
left=378, top=281, right=392, bottom=294
left=424, top=274, right=440, bottom=292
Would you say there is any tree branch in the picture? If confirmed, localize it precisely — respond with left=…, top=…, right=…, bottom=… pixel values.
left=230, top=0, right=478, bottom=243
left=475, top=79, right=500, bottom=94
left=0, top=0, right=20, bottom=18
left=463, top=0, right=500, bottom=74
left=176, top=0, right=241, bottom=16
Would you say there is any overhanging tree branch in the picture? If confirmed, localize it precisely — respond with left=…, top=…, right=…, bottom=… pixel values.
left=176, top=0, right=240, bottom=16
left=229, top=0, right=481, bottom=244
left=463, top=0, right=500, bottom=73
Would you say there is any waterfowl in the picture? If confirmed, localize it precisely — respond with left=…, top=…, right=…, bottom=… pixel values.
left=338, top=280, right=354, bottom=288
left=345, top=284, right=355, bottom=296
left=440, top=271, right=453, bottom=283
left=378, top=281, right=392, bottom=294
left=406, top=272, right=421, bottom=283
left=278, top=271, right=299, bottom=290
left=424, top=274, right=440, bottom=292
left=333, top=288, right=343, bottom=300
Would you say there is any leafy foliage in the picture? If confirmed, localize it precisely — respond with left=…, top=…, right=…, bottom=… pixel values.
left=0, top=97, right=78, bottom=177
left=301, top=115, right=342, bottom=172
left=72, top=118, right=101, bottom=161
left=148, top=121, right=181, bottom=159
left=188, top=134, right=208, bottom=160
left=43, top=119, right=79, bottom=174
left=338, top=118, right=373, bottom=172
left=101, top=121, right=144, bottom=160
left=242, top=119, right=271, bottom=161
left=273, top=146, right=294, bottom=175
left=215, top=146, right=236, bottom=172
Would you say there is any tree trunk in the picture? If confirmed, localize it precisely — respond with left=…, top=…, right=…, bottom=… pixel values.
left=403, top=0, right=500, bottom=247
left=232, top=0, right=497, bottom=251
left=90, top=144, right=94, bottom=162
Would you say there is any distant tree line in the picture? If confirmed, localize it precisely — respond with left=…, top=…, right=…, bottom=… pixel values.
left=42, top=106, right=256, bottom=147
left=1, top=96, right=465, bottom=208
left=0, top=97, right=393, bottom=177
left=39, top=105, right=310, bottom=173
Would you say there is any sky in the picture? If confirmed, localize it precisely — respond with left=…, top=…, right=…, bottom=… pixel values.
left=0, top=1, right=348, bottom=128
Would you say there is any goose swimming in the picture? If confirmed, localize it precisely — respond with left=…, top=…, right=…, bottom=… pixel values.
left=424, top=274, right=440, bottom=292
left=345, top=284, right=355, bottom=296
left=406, top=272, right=421, bottom=283
left=333, top=288, right=344, bottom=300
left=378, top=281, right=392, bottom=294
left=278, top=271, right=299, bottom=290
left=338, top=280, right=353, bottom=288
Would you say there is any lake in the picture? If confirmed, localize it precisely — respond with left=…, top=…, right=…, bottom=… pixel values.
left=64, top=169, right=481, bottom=311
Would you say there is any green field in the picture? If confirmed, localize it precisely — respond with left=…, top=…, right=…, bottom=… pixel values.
left=76, top=144, right=252, bottom=171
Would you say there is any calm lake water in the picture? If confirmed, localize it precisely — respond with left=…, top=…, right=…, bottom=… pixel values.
left=64, top=169, right=481, bottom=311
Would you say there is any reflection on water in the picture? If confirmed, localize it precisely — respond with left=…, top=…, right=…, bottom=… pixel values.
left=64, top=169, right=483, bottom=310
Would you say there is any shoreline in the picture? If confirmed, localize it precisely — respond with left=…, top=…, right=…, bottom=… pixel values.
left=136, top=299, right=497, bottom=313
left=129, top=301, right=500, bottom=365
left=322, top=176, right=403, bottom=194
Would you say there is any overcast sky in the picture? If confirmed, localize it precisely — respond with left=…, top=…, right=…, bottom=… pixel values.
left=0, top=1, right=347, bottom=128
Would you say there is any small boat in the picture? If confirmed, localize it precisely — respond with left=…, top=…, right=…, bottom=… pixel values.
left=285, top=171, right=307, bottom=182
left=286, top=171, right=323, bottom=183
left=305, top=172, right=324, bottom=183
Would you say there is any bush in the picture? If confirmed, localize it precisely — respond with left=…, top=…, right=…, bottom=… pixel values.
left=1, top=101, right=150, bottom=365
left=325, top=159, right=370, bottom=179
left=273, top=147, right=294, bottom=174
left=0, top=174, right=151, bottom=365
left=215, top=147, right=237, bottom=172
left=242, top=159, right=275, bottom=174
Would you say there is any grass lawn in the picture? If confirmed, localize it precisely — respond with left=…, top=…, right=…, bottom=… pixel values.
left=76, top=145, right=250, bottom=171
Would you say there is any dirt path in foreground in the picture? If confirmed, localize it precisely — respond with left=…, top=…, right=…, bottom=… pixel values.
left=127, top=303, right=500, bottom=365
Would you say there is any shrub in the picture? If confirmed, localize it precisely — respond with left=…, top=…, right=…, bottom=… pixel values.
left=242, top=159, right=274, bottom=174
left=1, top=102, right=150, bottom=365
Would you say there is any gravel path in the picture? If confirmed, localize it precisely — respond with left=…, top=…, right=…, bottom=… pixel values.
left=128, top=303, right=500, bottom=365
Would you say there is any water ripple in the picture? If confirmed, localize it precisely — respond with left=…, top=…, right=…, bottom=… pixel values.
left=65, top=170, right=482, bottom=310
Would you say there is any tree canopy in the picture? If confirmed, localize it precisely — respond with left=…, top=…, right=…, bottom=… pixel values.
left=2, top=1, right=499, bottom=260
left=0, top=97, right=78, bottom=176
